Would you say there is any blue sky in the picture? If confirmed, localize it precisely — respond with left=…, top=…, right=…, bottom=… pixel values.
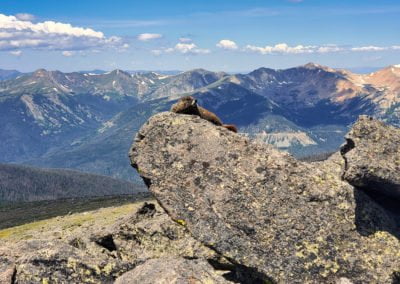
left=1, top=0, right=400, bottom=72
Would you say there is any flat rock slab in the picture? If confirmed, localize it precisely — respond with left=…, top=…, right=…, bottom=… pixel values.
left=0, top=264, right=15, bottom=284
left=115, top=257, right=233, bottom=284
left=130, top=112, right=400, bottom=283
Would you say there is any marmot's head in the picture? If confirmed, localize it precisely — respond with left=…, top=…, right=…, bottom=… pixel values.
left=170, top=96, right=198, bottom=114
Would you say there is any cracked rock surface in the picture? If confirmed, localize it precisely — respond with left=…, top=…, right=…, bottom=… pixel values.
left=341, top=115, right=400, bottom=202
left=130, top=112, right=400, bottom=283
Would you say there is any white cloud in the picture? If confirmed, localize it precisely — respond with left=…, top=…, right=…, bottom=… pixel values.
left=316, top=45, right=344, bottom=53
left=9, top=50, right=22, bottom=56
left=0, top=14, right=126, bottom=51
left=216, top=39, right=238, bottom=50
left=350, top=45, right=400, bottom=51
left=137, top=33, right=162, bottom=41
left=153, top=42, right=210, bottom=55
left=243, top=43, right=400, bottom=54
left=62, top=50, right=74, bottom=57
left=242, top=43, right=400, bottom=54
left=351, top=46, right=387, bottom=52
left=15, top=13, right=35, bottom=21
left=245, top=43, right=319, bottom=54
left=174, top=43, right=210, bottom=54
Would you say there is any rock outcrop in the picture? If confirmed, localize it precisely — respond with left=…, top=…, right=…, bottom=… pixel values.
left=341, top=115, right=400, bottom=202
left=130, top=112, right=400, bottom=283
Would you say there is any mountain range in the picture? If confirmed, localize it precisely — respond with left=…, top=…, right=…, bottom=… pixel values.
left=0, top=63, right=399, bottom=183
left=0, top=69, right=22, bottom=81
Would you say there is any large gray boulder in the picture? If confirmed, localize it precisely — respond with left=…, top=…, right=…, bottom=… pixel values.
left=129, top=112, right=400, bottom=283
left=341, top=115, right=400, bottom=201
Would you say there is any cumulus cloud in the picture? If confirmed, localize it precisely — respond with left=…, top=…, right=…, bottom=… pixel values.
left=152, top=42, right=210, bottom=55
left=245, top=43, right=319, bottom=54
left=351, top=46, right=387, bottom=51
left=15, top=13, right=35, bottom=21
left=316, top=45, right=344, bottom=53
left=0, top=13, right=126, bottom=51
left=350, top=45, right=400, bottom=52
left=137, top=33, right=162, bottom=41
left=243, top=43, right=400, bottom=54
left=177, top=43, right=208, bottom=54
left=9, top=50, right=22, bottom=56
left=62, top=50, right=74, bottom=57
left=216, top=39, right=238, bottom=50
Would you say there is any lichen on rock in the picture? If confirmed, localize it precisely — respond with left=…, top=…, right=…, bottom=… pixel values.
left=114, top=257, right=233, bottom=284
left=341, top=115, right=400, bottom=204
left=129, top=112, right=400, bottom=283
left=0, top=202, right=227, bottom=283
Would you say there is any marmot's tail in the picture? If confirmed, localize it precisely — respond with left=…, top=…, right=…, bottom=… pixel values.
left=223, top=124, right=238, bottom=133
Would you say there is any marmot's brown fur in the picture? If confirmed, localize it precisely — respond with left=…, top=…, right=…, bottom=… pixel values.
left=171, top=96, right=238, bottom=133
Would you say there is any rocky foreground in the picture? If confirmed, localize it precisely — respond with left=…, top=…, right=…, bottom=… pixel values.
left=1, top=113, right=399, bottom=283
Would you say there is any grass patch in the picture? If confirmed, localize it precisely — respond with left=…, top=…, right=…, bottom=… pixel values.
left=0, top=196, right=154, bottom=241
left=0, top=193, right=151, bottom=231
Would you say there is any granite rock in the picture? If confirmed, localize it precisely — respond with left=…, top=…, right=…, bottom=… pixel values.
left=130, top=112, right=400, bottom=283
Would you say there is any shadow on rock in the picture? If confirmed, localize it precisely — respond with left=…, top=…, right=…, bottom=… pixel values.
left=354, top=188, right=400, bottom=239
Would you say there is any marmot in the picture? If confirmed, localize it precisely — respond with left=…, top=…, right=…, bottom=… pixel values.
left=171, top=96, right=238, bottom=133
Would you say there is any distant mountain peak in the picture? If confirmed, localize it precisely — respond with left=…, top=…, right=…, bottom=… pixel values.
left=302, top=62, right=331, bottom=70
left=108, top=69, right=131, bottom=77
left=33, top=68, right=48, bottom=75
left=189, top=68, right=208, bottom=72
left=184, top=68, right=215, bottom=75
left=0, top=69, right=22, bottom=81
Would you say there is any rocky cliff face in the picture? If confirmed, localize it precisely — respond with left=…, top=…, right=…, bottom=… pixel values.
left=129, top=112, right=400, bottom=283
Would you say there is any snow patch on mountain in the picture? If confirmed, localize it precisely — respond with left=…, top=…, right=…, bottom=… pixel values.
left=21, top=95, right=44, bottom=121
left=157, top=74, right=170, bottom=79
left=255, top=131, right=317, bottom=148
left=47, top=94, right=77, bottom=118
left=98, top=120, right=115, bottom=133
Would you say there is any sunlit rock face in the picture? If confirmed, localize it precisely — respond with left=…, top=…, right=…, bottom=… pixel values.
left=130, top=112, right=400, bottom=283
